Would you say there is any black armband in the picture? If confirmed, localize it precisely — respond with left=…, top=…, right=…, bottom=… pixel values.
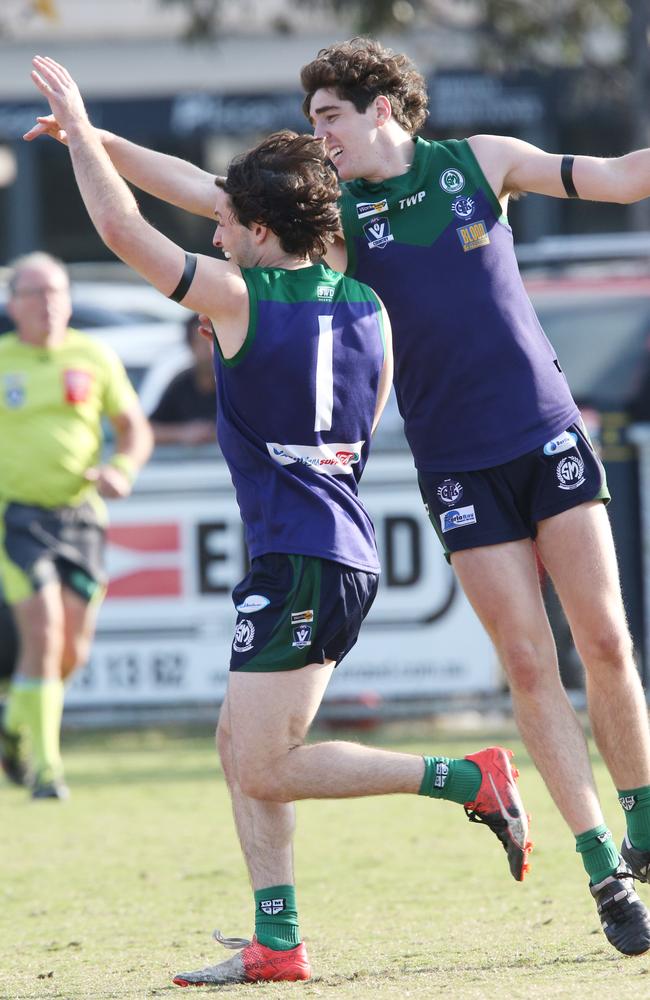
left=169, top=252, right=197, bottom=303
left=560, top=155, right=579, bottom=199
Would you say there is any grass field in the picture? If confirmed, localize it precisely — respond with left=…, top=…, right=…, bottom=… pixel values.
left=2, top=719, right=650, bottom=1000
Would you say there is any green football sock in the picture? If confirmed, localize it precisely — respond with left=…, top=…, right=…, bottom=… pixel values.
left=618, top=785, right=650, bottom=852
left=254, top=885, right=300, bottom=951
left=418, top=756, right=481, bottom=804
left=575, top=825, right=620, bottom=885
left=6, top=679, right=64, bottom=783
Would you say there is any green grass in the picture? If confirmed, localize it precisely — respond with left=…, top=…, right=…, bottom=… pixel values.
left=1, top=720, right=650, bottom=999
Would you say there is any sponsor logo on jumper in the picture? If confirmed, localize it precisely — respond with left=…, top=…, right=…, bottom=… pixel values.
left=235, top=594, right=270, bottom=614
left=267, top=441, right=363, bottom=476
left=233, top=618, right=255, bottom=653
left=292, top=623, right=313, bottom=649
left=434, top=761, right=449, bottom=788
left=363, top=217, right=394, bottom=249
left=556, top=454, right=585, bottom=490
left=399, top=190, right=426, bottom=210
left=439, top=168, right=465, bottom=194
left=356, top=198, right=389, bottom=219
left=440, top=505, right=477, bottom=533
left=436, top=479, right=463, bottom=506
left=317, top=284, right=335, bottom=300
left=3, top=373, right=25, bottom=408
left=63, top=368, right=93, bottom=404
left=543, top=431, right=577, bottom=456
left=451, top=195, right=476, bottom=220
left=259, top=898, right=286, bottom=916
left=456, top=220, right=490, bottom=252
left=620, top=795, right=637, bottom=812
left=291, top=609, right=314, bottom=625
left=596, top=829, right=612, bottom=844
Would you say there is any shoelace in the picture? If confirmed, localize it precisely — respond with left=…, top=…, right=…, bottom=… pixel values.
left=212, top=929, right=252, bottom=950
left=597, top=871, right=638, bottom=917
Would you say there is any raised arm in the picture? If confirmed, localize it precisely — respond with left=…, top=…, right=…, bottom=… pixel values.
left=470, top=133, right=650, bottom=206
left=24, top=113, right=217, bottom=219
left=29, top=55, right=247, bottom=358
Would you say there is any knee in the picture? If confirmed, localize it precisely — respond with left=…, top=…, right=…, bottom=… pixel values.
left=580, top=624, right=633, bottom=672
left=237, top=748, right=293, bottom=802
left=61, top=638, right=91, bottom=678
left=500, top=640, right=548, bottom=695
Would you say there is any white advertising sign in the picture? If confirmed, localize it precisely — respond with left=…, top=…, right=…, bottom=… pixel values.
left=66, top=455, right=497, bottom=708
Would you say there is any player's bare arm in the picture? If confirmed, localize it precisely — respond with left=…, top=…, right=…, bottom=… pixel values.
left=24, top=107, right=217, bottom=220
left=470, top=132, right=650, bottom=205
left=29, top=56, right=248, bottom=359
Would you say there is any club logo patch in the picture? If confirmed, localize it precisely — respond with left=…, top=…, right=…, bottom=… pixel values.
left=259, top=898, right=285, bottom=916
left=596, top=829, right=612, bottom=844
left=620, top=795, right=637, bottom=812
left=317, top=284, right=335, bottom=300
left=556, top=454, right=585, bottom=490
left=440, top=505, right=477, bottom=533
left=292, top=624, right=312, bottom=649
left=363, top=217, right=394, bottom=250
left=233, top=618, right=255, bottom=653
left=235, top=594, right=270, bottom=614
left=436, top=479, right=463, bottom=506
left=3, top=374, right=25, bottom=409
left=451, top=195, right=475, bottom=220
left=456, top=220, right=490, bottom=252
left=543, top=431, right=577, bottom=456
left=356, top=198, right=389, bottom=219
left=439, top=168, right=465, bottom=194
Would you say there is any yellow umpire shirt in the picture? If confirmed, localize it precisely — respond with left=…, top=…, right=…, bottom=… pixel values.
left=0, top=328, right=137, bottom=515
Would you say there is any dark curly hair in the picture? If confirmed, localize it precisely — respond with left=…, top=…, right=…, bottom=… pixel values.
left=216, top=130, right=341, bottom=259
left=301, top=37, right=428, bottom=135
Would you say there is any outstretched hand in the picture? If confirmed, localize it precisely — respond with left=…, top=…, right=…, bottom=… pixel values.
left=29, top=55, right=89, bottom=134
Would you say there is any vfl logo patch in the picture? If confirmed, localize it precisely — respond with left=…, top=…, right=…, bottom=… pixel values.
left=543, top=431, right=577, bottom=456
left=233, top=618, right=255, bottom=653
left=620, top=795, right=637, bottom=812
left=556, top=455, right=585, bottom=490
left=259, top=898, right=285, bottom=916
left=451, top=195, right=475, bottom=220
left=235, top=594, right=270, bottom=614
left=436, top=479, right=463, bottom=506
left=363, top=217, right=394, bottom=249
left=440, top=505, right=477, bottom=533
left=3, top=374, right=25, bottom=409
left=356, top=198, right=388, bottom=219
left=457, top=220, right=490, bottom=252
left=439, top=168, right=465, bottom=194
left=292, top=624, right=312, bottom=649
left=291, top=609, right=314, bottom=625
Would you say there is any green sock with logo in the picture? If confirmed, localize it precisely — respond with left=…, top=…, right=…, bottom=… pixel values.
left=418, top=755, right=481, bottom=804
left=575, top=824, right=620, bottom=885
left=254, top=885, right=300, bottom=951
left=618, top=785, right=650, bottom=852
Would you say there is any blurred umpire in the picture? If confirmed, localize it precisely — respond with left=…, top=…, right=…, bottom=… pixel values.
left=0, top=252, right=152, bottom=799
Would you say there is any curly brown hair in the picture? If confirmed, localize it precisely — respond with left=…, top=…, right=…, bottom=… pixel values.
left=301, top=37, right=428, bottom=136
left=215, top=130, right=341, bottom=259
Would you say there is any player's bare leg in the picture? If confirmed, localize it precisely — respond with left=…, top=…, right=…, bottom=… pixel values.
left=452, top=537, right=602, bottom=832
left=536, top=502, right=650, bottom=792
left=453, top=520, right=650, bottom=955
